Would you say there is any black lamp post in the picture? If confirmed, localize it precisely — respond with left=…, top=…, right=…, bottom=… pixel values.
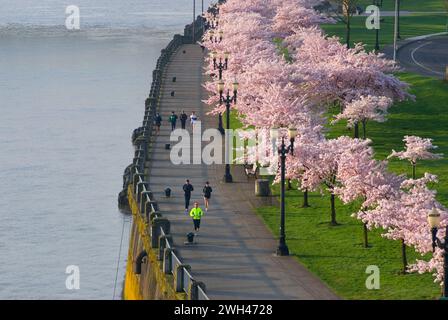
left=210, top=18, right=218, bottom=28
left=201, top=0, right=204, bottom=34
left=209, top=30, right=223, bottom=43
left=192, top=0, right=196, bottom=43
left=273, top=128, right=297, bottom=256
left=427, top=208, right=448, bottom=299
left=212, top=51, right=229, bottom=133
left=211, top=51, right=229, bottom=80
left=218, top=79, right=238, bottom=183
left=374, top=0, right=381, bottom=52
left=217, top=112, right=224, bottom=135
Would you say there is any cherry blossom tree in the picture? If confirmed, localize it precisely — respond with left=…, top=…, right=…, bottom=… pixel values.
left=332, top=95, right=393, bottom=139
left=389, top=136, right=443, bottom=179
left=296, top=137, right=374, bottom=226
left=359, top=173, right=446, bottom=274
left=333, top=139, right=404, bottom=247
left=272, top=0, right=334, bottom=38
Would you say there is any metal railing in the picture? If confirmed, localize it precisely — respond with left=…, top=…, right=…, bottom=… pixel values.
left=121, top=15, right=209, bottom=300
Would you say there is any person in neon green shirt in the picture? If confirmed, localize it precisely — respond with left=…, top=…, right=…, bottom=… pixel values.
left=190, top=202, right=204, bottom=232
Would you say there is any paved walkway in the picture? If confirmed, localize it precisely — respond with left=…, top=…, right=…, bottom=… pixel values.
left=383, top=34, right=448, bottom=79
left=397, top=35, right=448, bottom=78
left=147, top=44, right=338, bottom=300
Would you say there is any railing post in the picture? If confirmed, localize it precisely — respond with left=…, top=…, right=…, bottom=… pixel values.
left=146, top=211, right=161, bottom=224
left=188, top=280, right=206, bottom=300
left=150, top=217, right=170, bottom=248
left=158, top=234, right=172, bottom=260
left=174, top=264, right=191, bottom=293
left=132, top=173, right=144, bottom=193
left=163, top=248, right=173, bottom=274
left=136, top=181, right=149, bottom=204
left=141, top=191, right=153, bottom=214
left=148, top=200, right=158, bottom=213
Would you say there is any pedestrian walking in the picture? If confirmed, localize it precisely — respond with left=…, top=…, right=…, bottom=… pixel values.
left=202, top=181, right=212, bottom=211
left=183, top=179, right=194, bottom=212
left=154, top=112, right=162, bottom=134
left=190, top=202, right=204, bottom=233
left=169, top=111, right=178, bottom=131
left=190, top=111, right=198, bottom=130
left=180, top=110, right=188, bottom=129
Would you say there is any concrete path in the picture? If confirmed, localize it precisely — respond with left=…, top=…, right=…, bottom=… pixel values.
left=383, top=34, right=448, bottom=79
left=147, top=44, right=338, bottom=300
left=396, top=35, right=448, bottom=78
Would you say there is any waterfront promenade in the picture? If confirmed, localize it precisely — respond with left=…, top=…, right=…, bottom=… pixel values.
left=147, top=44, right=338, bottom=300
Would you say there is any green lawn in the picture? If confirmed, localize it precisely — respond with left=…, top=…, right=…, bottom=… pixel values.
left=254, top=74, right=448, bottom=299
left=322, top=14, right=447, bottom=51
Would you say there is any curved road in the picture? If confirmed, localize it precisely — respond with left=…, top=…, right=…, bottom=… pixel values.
left=396, top=35, right=448, bottom=78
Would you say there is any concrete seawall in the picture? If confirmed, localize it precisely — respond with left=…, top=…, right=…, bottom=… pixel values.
left=118, top=16, right=209, bottom=300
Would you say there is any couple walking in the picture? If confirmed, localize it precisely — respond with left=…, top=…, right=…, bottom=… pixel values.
left=169, top=111, right=190, bottom=131
left=183, top=180, right=212, bottom=232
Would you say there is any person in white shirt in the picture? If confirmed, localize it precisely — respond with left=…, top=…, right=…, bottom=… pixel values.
left=190, top=111, right=198, bottom=130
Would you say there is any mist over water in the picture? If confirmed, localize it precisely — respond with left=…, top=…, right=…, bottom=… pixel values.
left=0, top=0, right=213, bottom=299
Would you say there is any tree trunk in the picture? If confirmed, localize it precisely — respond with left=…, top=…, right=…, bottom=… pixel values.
left=302, top=189, right=310, bottom=208
left=346, top=12, right=351, bottom=49
left=363, top=223, right=369, bottom=248
left=354, top=122, right=359, bottom=139
left=362, top=120, right=367, bottom=140
left=287, top=179, right=292, bottom=190
left=401, top=238, right=408, bottom=274
left=397, top=0, right=401, bottom=39
left=343, top=0, right=352, bottom=48
left=412, top=164, right=416, bottom=180
left=330, top=194, right=338, bottom=226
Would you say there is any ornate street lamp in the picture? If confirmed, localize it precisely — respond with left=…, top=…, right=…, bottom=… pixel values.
left=275, top=128, right=297, bottom=256
left=209, top=30, right=223, bottom=43
left=427, top=208, right=448, bottom=299
left=210, top=18, right=219, bottom=28
left=218, top=79, right=238, bottom=183
left=211, top=51, right=229, bottom=80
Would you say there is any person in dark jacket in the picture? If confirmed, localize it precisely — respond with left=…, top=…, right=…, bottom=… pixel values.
left=154, top=113, right=162, bottom=134
left=183, top=179, right=194, bottom=212
left=169, top=111, right=178, bottom=131
left=180, top=110, right=188, bottom=129
left=202, top=181, right=212, bottom=211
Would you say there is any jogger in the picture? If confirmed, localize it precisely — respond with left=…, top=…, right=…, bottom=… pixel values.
left=190, top=202, right=204, bottom=232
left=183, top=179, right=194, bottom=212
left=202, top=181, right=212, bottom=211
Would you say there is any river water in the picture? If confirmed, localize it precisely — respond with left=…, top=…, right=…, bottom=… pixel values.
left=0, top=0, right=212, bottom=299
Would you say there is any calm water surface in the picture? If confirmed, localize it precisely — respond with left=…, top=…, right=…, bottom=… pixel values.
left=0, top=0, right=212, bottom=299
